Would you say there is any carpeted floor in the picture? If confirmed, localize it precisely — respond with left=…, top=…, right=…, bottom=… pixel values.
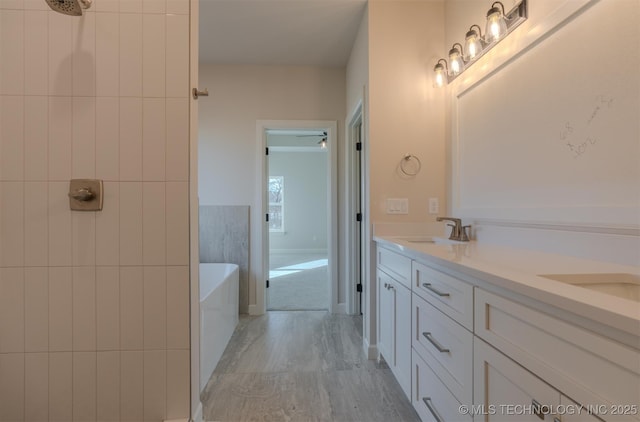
left=268, top=253, right=329, bottom=310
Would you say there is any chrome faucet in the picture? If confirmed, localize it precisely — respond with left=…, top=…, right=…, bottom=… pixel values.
left=436, top=217, right=470, bottom=242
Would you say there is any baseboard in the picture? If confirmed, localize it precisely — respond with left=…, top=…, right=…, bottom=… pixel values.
left=248, top=304, right=261, bottom=315
left=333, top=302, right=347, bottom=314
left=363, top=338, right=378, bottom=360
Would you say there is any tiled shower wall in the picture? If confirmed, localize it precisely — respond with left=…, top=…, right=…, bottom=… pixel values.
left=0, top=0, right=191, bottom=420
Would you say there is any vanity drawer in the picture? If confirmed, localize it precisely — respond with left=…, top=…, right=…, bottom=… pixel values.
left=412, top=348, right=471, bottom=422
left=475, top=288, right=640, bottom=422
left=377, top=246, right=411, bottom=289
left=412, top=293, right=473, bottom=406
left=412, top=261, right=473, bottom=330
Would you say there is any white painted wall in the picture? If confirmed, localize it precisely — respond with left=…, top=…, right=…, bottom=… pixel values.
left=269, top=151, right=328, bottom=252
left=198, top=64, right=346, bottom=311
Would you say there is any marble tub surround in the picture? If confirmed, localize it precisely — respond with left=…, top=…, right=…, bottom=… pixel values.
left=199, top=205, right=249, bottom=313
left=201, top=311, right=420, bottom=422
left=374, top=235, right=640, bottom=345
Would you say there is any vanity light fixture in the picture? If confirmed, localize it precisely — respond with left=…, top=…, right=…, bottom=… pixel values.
left=433, top=59, right=449, bottom=88
left=464, top=25, right=485, bottom=61
left=433, top=0, right=527, bottom=87
left=448, top=43, right=465, bottom=76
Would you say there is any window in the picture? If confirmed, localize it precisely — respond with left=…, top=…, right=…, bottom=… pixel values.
left=269, top=176, right=284, bottom=232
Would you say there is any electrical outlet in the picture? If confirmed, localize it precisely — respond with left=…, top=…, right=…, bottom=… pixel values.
left=428, top=197, right=439, bottom=214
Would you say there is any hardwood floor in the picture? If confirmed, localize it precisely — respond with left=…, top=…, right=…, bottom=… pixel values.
left=201, top=311, right=420, bottom=422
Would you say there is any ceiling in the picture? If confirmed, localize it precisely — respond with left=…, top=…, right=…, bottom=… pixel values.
left=199, top=0, right=368, bottom=67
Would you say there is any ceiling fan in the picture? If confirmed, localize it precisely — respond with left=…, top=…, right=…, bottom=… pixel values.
left=297, top=131, right=328, bottom=148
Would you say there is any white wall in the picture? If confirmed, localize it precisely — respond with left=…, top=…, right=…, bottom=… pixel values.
left=0, top=1, right=192, bottom=420
left=444, top=0, right=640, bottom=264
left=198, top=64, right=345, bottom=311
left=269, top=151, right=328, bottom=252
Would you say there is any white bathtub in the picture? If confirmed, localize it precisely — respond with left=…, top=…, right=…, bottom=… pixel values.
left=199, top=263, right=239, bottom=392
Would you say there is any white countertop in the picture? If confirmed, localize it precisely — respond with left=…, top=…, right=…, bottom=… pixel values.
left=374, top=235, right=640, bottom=343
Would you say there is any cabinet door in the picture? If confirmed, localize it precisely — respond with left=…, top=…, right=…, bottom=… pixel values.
left=378, top=269, right=394, bottom=365
left=474, top=337, right=560, bottom=422
left=394, top=282, right=412, bottom=399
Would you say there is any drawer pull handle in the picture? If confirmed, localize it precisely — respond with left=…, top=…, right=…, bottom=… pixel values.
left=422, top=283, right=450, bottom=297
left=422, top=332, right=450, bottom=353
left=423, top=397, right=444, bottom=422
left=532, top=399, right=548, bottom=420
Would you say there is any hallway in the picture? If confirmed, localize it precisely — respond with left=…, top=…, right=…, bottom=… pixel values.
left=201, top=311, right=419, bottom=422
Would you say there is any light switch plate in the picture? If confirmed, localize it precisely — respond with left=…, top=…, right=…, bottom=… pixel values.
left=387, top=198, right=409, bottom=214
left=69, top=179, right=103, bottom=211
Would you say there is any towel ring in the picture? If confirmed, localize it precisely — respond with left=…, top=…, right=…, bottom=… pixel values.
left=400, top=154, right=421, bottom=176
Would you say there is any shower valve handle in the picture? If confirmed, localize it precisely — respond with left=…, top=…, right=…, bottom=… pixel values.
left=69, top=187, right=95, bottom=202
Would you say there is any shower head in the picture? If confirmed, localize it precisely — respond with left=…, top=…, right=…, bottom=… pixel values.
left=45, top=0, right=92, bottom=16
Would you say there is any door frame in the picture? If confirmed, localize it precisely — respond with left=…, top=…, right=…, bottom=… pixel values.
left=256, top=120, right=339, bottom=314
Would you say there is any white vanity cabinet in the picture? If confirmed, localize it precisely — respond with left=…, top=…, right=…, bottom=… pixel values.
left=376, top=247, right=412, bottom=399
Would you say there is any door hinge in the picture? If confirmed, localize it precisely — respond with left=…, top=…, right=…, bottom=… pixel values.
left=266, top=279, right=270, bottom=288
left=265, top=147, right=269, bottom=155
left=356, top=213, right=362, bottom=222
left=356, top=142, right=362, bottom=151
left=266, top=213, right=269, bottom=222
left=356, top=283, right=362, bottom=292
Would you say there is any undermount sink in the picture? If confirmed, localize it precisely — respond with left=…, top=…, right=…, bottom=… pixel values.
left=539, top=273, right=640, bottom=302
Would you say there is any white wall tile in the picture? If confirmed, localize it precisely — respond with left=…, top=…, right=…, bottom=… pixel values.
left=167, top=0, right=189, bottom=15
left=96, top=181, right=120, bottom=266
left=0, top=353, right=25, bottom=421
left=95, top=0, right=119, bottom=12
left=0, top=95, right=25, bottom=181
left=0, top=0, right=24, bottom=9
left=73, top=11, right=96, bottom=96
left=166, top=349, right=190, bottom=420
left=24, top=11, right=48, bottom=95
left=97, top=266, right=119, bottom=350
left=120, top=350, right=144, bottom=421
left=143, top=182, right=166, bottom=265
left=96, top=98, right=119, bottom=181
left=25, top=352, right=49, bottom=422
left=73, top=352, right=97, bottom=422
left=165, top=14, right=189, bottom=98
left=119, top=182, right=143, bottom=265
left=72, top=96, right=97, bottom=179
left=0, top=267, right=25, bottom=353
left=49, top=182, right=73, bottom=266
left=143, top=0, right=165, bottom=14
left=24, top=0, right=48, bottom=10
left=119, top=97, right=143, bottom=181
left=120, top=266, right=143, bottom=350
left=96, top=12, right=120, bottom=97
left=49, top=11, right=73, bottom=96
left=48, top=267, right=73, bottom=352
left=144, top=350, right=166, bottom=421
left=143, top=98, right=166, bottom=181
left=166, top=182, right=189, bottom=265
left=24, top=182, right=48, bottom=266
left=97, top=351, right=120, bottom=421
left=73, top=267, right=96, bottom=351
left=143, top=14, right=166, bottom=98
left=165, top=98, right=189, bottom=181
left=49, top=352, right=73, bottom=422
left=48, top=97, right=72, bottom=181
left=120, top=0, right=142, bottom=13
left=0, top=182, right=24, bottom=266
left=25, top=267, right=49, bottom=352
left=73, top=210, right=96, bottom=266
left=0, top=10, right=24, bottom=95
left=119, top=13, right=143, bottom=97
left=24, top=96, right=49, bottom=181
left=143, top=266, right=166, bottom=349
left=166, top=266, right=189, bottom=349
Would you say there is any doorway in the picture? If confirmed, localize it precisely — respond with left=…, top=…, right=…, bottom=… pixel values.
left=266, top=130, right=329, bottom=310
left=257, top=121, right=338, bottom=314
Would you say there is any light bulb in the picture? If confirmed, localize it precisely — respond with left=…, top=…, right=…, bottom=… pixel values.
left=433, top=61, right=447, bottom=88
left=448, top=45, right=465, bottom=76
left=464, top=28, right=483, bottom=60
left=485, top=6, right=507, bottom=43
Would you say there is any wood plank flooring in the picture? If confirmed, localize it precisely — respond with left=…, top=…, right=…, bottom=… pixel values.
left=201, top=311, right=420, bottom=422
